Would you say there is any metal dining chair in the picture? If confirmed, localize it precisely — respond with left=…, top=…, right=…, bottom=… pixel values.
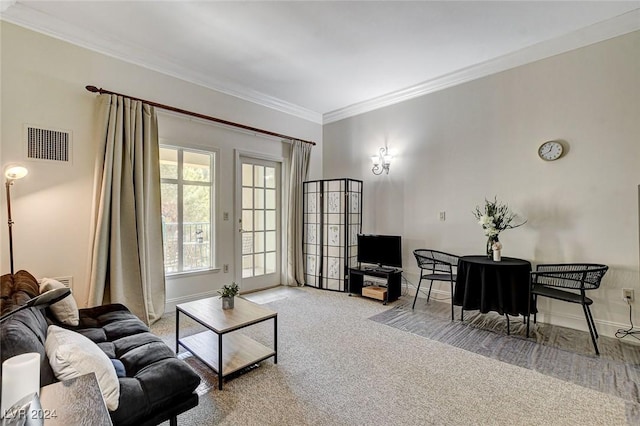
left=412, top=249, right=459, bottom=320
left=527, top=263, right=608, bottom=355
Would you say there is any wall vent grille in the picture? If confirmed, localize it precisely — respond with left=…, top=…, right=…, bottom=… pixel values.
left=26, top=126, right=71, bottom=162
left=52, top=276, right=73, bottom=289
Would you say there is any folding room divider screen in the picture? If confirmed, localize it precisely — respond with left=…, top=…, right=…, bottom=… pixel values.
left=303, top=179, right=363, bottom=291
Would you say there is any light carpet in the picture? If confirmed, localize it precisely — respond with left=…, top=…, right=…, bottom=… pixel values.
left=153, top=287, right=632, bottom=425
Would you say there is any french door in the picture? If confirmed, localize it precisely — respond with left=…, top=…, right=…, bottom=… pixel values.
left=236, top=155, right=282, bottom=292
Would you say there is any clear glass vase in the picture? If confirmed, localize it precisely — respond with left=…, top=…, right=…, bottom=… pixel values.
left=487, top=235, right=499, bottom=257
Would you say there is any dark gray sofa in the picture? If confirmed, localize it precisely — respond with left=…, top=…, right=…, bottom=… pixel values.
left=0, top=270, right=200, bottom=426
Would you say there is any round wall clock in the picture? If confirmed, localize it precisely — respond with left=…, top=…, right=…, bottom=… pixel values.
left=538, top=141, right=564, bottom=161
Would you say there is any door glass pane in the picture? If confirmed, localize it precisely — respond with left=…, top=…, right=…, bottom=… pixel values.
left=254, top=253, right=265, bottom=276
left=265, top=231, right=276, bottom=251
left=242, top=233, right=253, bottom=254
left=242, top=210, right=253, bottom=231
left=242, top=188, right=253, bottom=209
left=254, top=231, right=264, bottom=253
left=242, top=255, right=253, bottom=278
left=159, top=148, right=177, bottom=179
left=254, top=188, right=264, bottom=209
left=265, top=167, right=275, bottom=188
left=254, top=165, right=264, bottom=187
left=266, top=252, right=276, bottom=274
left=242, top=164, right=253, bottom=186
left=265, top=189, right=275, bottom=209
left=254, top=211, right=264, bottom=231
left=265, top=211, right=276, bottom=231
left=183, top=151, right=211, bottom=182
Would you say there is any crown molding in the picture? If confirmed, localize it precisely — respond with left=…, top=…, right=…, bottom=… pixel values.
left=3, top=4, right=638, bottom=127
left=0, top=5, right=323, bottom=124
left=323, top=9, right=640, bottom=124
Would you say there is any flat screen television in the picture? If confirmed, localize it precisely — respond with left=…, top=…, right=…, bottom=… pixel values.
left=357, top=234, right=402, bottom=269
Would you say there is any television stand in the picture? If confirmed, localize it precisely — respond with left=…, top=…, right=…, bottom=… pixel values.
left=348, top=266, right=402, bottom=305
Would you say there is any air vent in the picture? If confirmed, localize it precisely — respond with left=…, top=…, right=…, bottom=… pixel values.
left=52, top=276, right=73, bottom=289
left=25, top=126, right=71, bottom=163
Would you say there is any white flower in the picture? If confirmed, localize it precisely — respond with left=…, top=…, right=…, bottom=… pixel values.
left=485, top=227, right=499, bottom=237
left=478, top=215, right=493, bottom=226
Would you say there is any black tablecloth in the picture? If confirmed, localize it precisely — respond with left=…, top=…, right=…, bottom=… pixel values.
left=453, top=255, right=535, bottom=316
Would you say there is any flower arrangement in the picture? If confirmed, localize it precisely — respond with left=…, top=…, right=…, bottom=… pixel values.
left=473, top=197, right=525, bottom=256
left=217, top=282, right=239, bottom=298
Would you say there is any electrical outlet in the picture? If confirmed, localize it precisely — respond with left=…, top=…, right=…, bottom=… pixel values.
left=223, top=264, right=229, bottom=273
left=623, top=288, right=634, bottom=302
left=223, top=212, right=229, bottom=221
left=439, top=211, right=446, bottom=221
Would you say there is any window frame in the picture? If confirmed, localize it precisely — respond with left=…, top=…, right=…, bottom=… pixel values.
left=159, top=144, right=217, bottom=276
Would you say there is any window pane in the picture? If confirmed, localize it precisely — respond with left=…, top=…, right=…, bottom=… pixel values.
left=242, top=188, right=253, bottom=209
left=160, top=147, right=177, bottom=179
left=161, top=183, right=178, bottom=273
left=242, top=164, right=253, bottom=186
left=183, top=185, right=210, bottom=223
left=254, top=165, right=264, bottom=188
left=160, top=146, right=215, bottom=276
left=266, top=231, right=276, bottom=251
left=183, top=184, right=210, bottom=270
left=265, top=189, right=275, bottom=209
left=265, top=211, right=276, bottom=231
left=242, top=210, right=253, bottom=232
left=266, top=252, right=276, bottom=274
left=254, top=231, right=264, bottom=253
left=265, top=167, right=275, bottom=188
left=254, top=188, right=264, bottom=209
left=254, top=253, right=265, bottom=276
left=254, top=211, right=264, bottom=231
left=242, top=255, right=253, bottom=278
left=183, top=151, right=211, bottom=182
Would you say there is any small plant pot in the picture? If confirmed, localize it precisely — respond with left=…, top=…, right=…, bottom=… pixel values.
left=222, top=296, right=234, bottom=310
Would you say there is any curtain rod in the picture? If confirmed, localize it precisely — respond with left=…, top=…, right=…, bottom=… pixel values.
left=85, top=85, right=316, bottom=146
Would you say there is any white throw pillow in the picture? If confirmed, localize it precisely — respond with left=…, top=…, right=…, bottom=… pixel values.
left=45, top=325, right=120, bottom=411
left=39, top=278, right=79, bottom=326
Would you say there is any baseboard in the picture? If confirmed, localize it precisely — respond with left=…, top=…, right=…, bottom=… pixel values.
left=165, top=289, right=219, bottom=312
left=407, top=285, right=631, bottom=339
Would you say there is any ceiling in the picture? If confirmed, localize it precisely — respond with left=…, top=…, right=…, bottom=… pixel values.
left=2, top=1, right=639, bottom=123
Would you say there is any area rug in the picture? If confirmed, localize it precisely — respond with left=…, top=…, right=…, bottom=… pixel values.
left=370, top=299, right=640, bottom=422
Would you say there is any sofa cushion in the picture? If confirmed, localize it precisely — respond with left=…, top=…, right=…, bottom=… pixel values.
left=45, top=325, right=120, bottom=411
left=38, top=278, right=79, bottom=326
left=0, top=307, right=56, bottom=388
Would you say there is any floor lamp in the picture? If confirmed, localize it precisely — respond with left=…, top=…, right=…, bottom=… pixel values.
left=5, top=165, right=28, bottom=275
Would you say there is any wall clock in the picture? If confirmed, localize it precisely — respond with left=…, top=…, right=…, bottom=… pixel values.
left=538, top=141, right=564, bottom=161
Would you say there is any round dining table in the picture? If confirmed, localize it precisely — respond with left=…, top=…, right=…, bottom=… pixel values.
left=453, top=255, right=536, bottom=319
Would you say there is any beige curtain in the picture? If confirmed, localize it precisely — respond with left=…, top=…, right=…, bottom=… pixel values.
left=286, top=140, right=312, bottom=286
left=87, top=94, right=165, bottom=324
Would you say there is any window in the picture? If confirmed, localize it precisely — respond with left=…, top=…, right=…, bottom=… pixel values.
left=159, top=146, right=215, bottom=274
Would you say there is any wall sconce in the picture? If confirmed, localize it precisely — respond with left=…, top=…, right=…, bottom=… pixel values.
left=371, top=147, right=392, bottom=175
left=5, top=165, right=29, bottom=275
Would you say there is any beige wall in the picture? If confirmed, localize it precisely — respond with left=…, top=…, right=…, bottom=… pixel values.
left=0, top=22, right=323, bottom=309
left=323, top=31, right=640, bottom=336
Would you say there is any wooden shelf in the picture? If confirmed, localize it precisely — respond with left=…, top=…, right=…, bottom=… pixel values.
left=179, top=331, right=275, bottom=377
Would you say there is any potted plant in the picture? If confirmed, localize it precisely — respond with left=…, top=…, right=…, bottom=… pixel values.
left=217, top=282, right=239, bottom=309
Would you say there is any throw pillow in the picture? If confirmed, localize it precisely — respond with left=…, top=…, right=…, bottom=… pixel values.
left=39, top=278, right=79, bottom=326
left=45, top=325, right=120, bottom=411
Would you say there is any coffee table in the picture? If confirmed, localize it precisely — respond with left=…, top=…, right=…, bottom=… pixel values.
left=176, top=296, right=277, bottom=390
